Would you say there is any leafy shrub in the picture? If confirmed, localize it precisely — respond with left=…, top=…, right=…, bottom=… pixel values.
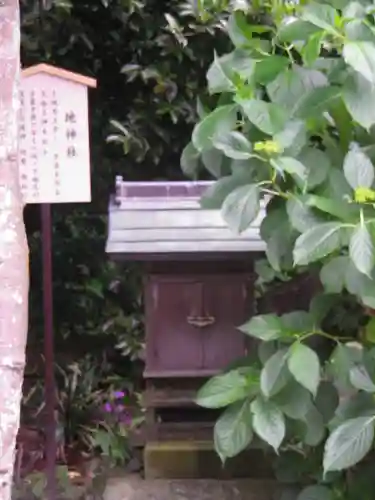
left=184, top=1, right=375, bottom=497
left=21, top=354, right=142, bottom=467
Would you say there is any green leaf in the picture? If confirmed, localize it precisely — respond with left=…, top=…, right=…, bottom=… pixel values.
left=196, top=369, right=258, bottom=408
left=277, top=19, right=321, bottom=43
left=273, top=381, right=311, bottom=420
left=239, top=314, right=284, bottom=341
left=237, top=98, right=287, bottom=135
left=254, top=56, right=290, bottom=85
left=298, top=148, right=331, bottom=190
left=266, top=229, right=295, bottom=272
left=365, top=317, right=375, bottom=343
left=227, top=12, right=272, bottom=48
left=261, top=205, right=296, bottom=271
left=312, top=56, right=346, bottom=80
left=92, top=429, right=111, bottom=455
left=298, top=147, right=331, bottom=190
left=293, top=223, right=346, bottom=265
left=200, top=173, right=253, bottom=209
left=301, top=2, right=337, bottom=31
left=361, top=346, right=375, bottom=376
left=206, top=54, right=236, bottom=94
left=258, top=341, right=278, bottom=364
left=230, top=158, right=256, bottom=176
left=214, top=132, right=253, bottom=160
left=295, top=86, right=340, bottom=119
left=297, top=485, right=333, bottom=500
left=344, top=148, right=374, bottom=189
left=220, top=51, right=256, bottom=81
left=221, top=184, right=260, bottom=233
left=181, top=142, right=200, bottom=177
left=323, top=416, right=375, bottom=472
left=31, top=476, right=46, bottom=498
left=343, top=42, right=375, bottom=85
left=302, top=405, right=326, bottom=446
left=261, top=204, right=288, bottom=241
left=196, top=97, right=207, bottom=119
left=271, top=157, right=307, bottom=185
left=343, top=2, right=366, bottom=19
left=350, top=365, right=375, bottom=392
left=360, top=288, right=375, bottom=310
left=305, top=194, right=356, bottom=221
left=345, top=19, right=375, bottom=43
left=207, top=50, right=256, bottom=95
left=316, top=381, right=339, bottom=424
left=268, top=66, right=328, bottom=114
left=274, top=120, right=307, bottom=156
left=309, top=293, right=340, bottom=326
left=343, top=72, right=375, bottom=130
left=192, top=105, right=237, bottom=152
left=329, top=342, right=364, bottom=392
left=214, top=400, right=253, bottom=460
left=327, top=169, right=353, bottom=200
left=287, top=197, right=322, bottom=233
left=261, top=348, right=290, bottom=397
left=320, top=256, right=348, bottom=294
left=346, top=254, right=375, bottom=292
left=251, top=396, right=286, bottom=451
left=281, top=311, right=315, bottom=334
left=349, top=223, right=374, bottom=276
left=330, top=99, right=353, bottom=151
left=201, top=149, right=226, bottom=178
left=288, top=343, right=320, bottom=396
left=331, top=395, right=373, bottom=433
left=255, top=259, right=276, bottom=284
left=302, top=32, right=324, bottom=67
left=330, top=393, right=375, bottom=430
left=227, top=11, right=251, bottom=47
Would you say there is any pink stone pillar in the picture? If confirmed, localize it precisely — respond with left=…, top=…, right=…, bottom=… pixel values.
left=0, top=2, right=29, bottom=499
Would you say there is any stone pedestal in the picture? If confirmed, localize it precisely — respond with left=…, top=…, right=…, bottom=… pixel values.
left=144, top=441, right=273, bottom=480
left=104, top=475, right=278, bottom=500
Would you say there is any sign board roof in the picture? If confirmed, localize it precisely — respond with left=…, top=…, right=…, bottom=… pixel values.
left=22, top=64, right=97, bottom=88
left=106, top=178, right=266, bottom=258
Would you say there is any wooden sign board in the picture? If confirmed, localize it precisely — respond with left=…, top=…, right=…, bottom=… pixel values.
left=20, top=64, right=96, bottom=204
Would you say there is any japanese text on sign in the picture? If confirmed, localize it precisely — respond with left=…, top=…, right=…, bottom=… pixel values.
left=19, top=72, right=92, bottom=204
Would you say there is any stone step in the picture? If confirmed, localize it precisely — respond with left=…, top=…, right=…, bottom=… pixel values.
left=144, top=441, right=273, bottom=480
left=104, top=475, right=279, bottom=500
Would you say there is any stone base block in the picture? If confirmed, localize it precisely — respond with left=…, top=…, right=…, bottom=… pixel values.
left=104, top=474, right=278, bottom=500
left=144, top=441, right=273, bottom=480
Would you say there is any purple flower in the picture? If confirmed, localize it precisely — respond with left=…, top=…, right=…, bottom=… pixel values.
left=114, top=404, right=126, bottom=414
left=103, top=402, right=112, bottom=413
left=120, top=411, right=132, bottom=425
left=113, top=391, right=125, bottom=399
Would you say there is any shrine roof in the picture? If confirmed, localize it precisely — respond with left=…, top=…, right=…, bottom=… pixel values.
left=106, top=178, right=266, bottom=260
left=22, top=64, right=97, bottom=88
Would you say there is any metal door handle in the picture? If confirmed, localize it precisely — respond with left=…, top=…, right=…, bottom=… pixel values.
left=187, top=315, right=215, bottom=328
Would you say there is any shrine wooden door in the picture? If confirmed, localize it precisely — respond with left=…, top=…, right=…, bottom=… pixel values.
left=144, top=274, right=253, bottom=378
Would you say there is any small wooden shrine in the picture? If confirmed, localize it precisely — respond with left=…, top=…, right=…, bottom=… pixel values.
left=106, top=177, right=263, bottom=422
left=106, top=177, right=318, bottom=478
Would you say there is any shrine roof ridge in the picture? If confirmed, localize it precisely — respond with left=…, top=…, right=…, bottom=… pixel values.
left=114, top=178, right=212, bottom=201
left=106, top=178, right=267, bottom=258
left=22, top=63, right=97, bottom=88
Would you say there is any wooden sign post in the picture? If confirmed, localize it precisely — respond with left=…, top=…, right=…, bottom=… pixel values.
left=20, top=64, right=96, bottom=498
